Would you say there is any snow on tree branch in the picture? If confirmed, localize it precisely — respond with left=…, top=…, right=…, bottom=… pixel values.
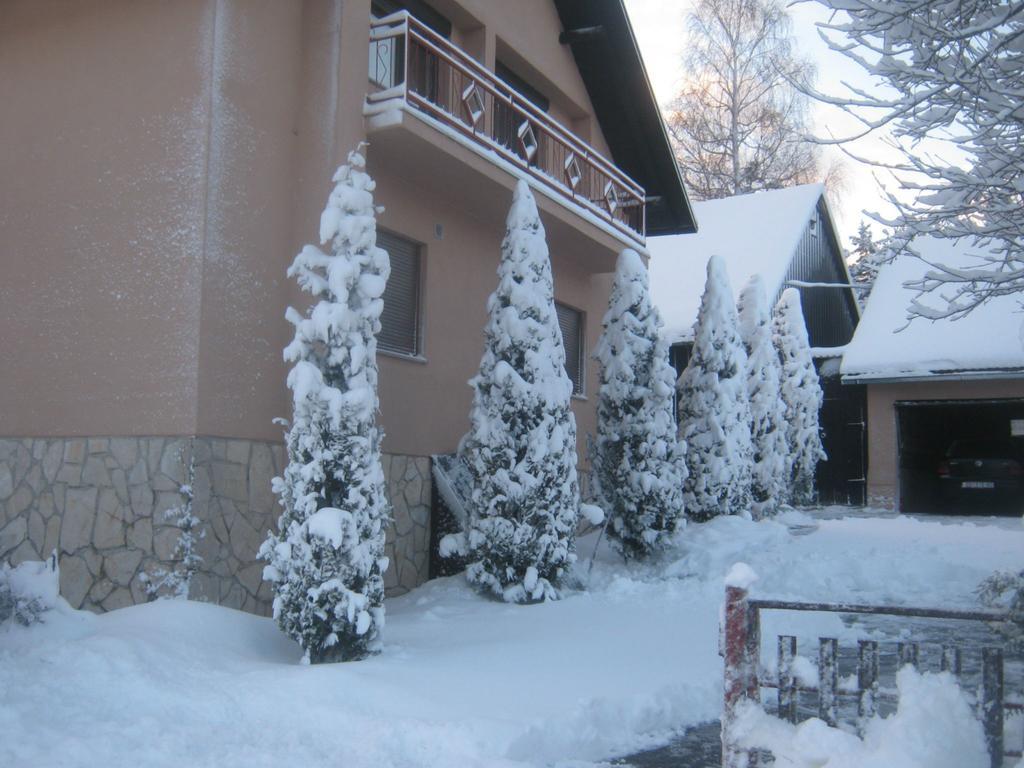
left=738, top=276, right=787, bottom=519
left=591, top=249, right=686, bottom=559
left=459, top=180, right=580, bottom=603
left=260, top=145, right=390, bottom=663
left=803, top=0, right=1024, bottom=320
left=677, top=255, right=753, bottom=521
left=772, top=289, right=825, bottom=506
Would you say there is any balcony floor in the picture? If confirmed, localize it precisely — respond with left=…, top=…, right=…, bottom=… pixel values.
left=365, top=96, right=643, bottom=267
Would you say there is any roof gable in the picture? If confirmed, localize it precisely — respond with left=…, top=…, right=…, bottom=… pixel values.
left=648, top=184, right=828, bottom=342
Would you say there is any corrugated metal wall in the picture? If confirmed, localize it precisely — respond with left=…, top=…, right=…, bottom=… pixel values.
left=778, top=201, right=859, bottom=349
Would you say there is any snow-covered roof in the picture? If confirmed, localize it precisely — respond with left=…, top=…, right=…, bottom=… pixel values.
left=841, top=236, right=1024, bottom=382
left=648, top=183, right=826, bottom=343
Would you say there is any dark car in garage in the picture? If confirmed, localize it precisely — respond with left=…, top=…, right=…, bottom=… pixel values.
left=937, top=439, right=1024, bottom=512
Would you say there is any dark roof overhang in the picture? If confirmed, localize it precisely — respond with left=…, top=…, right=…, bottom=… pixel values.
left=553, top=0, right=696, bottom=236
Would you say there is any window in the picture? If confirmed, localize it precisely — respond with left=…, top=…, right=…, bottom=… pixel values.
left=495, top=61, right=550, bottom=112
left=671, top=342, right=694, bottom=373
left=809, top=211, right=819, bottom=237
left=494, top=60, right=550, bottom=166
left=555, top=302, right=584, bottom=396
left=370, top=1, right=451, bottom=91
left=371, top=0, right=451, bottom=37
left=377, top=230, right=423, bottom=357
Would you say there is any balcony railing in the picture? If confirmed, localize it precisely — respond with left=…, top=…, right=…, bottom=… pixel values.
left=368, top=12, right=646, bottom=242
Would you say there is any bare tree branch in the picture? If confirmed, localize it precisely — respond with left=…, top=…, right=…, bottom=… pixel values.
left=667, top=0, right=835, bottom=201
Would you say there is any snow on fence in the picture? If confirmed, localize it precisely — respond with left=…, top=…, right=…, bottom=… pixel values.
left=721, top=583, right=1021, bottom=768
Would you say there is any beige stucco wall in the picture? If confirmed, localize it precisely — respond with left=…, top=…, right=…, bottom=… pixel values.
left=0, top=0, right=319, bottom=441
left=0, top=0, right=210, bottom=436
left=373, top=159, right=614, bottom=458
left=2, top=0, right=624, bottom=459
left=865, top=379, right=1024, bottom=506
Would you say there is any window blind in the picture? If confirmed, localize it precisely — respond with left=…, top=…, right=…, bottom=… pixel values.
left=377, top=230, right=422, bottom=356
left=555, top=302, right=584, bottom=395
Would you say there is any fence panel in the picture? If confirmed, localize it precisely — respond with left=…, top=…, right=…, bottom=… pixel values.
left=720, top=584, right=1017, bottom=768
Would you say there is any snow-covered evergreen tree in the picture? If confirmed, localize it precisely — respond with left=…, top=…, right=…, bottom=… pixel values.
left=849, top=220, right=876, bottom=260
left=737, top=275, right=787, bottom=519
left=142, top=459, right=203, bottom=601
left=847, top=222, right=891, bottom=310
left=772, top=288, right=825, bottom=506
left=459, top=180, right=579, bottom=603
left=677, top=256, right=753, bottom=521
left=260, top=146, right=391, bottom=663
left=592, top=249, right=686, bottom=559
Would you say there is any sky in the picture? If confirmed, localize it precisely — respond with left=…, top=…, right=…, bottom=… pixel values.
left=624, top=0, right=900, bottom=246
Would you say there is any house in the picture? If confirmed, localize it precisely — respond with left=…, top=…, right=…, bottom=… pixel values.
left=0, top=0, right=694, bottom=613
left=648, top=184, right=866, bottom=504
left=840, top=236, right=1024, bottom=512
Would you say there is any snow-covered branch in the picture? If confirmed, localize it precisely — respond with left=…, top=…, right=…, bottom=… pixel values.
left=803, top=0, right=1024, bottom=319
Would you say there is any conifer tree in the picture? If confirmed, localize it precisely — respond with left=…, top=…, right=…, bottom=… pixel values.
left=592, top=249, right=686, bottom=559
left=737, top=275, right=787, bottom=519
left=772, top=288, right=826, bottom=506
left=849, top=220, right=877, bottom=260
left=460, top=180, right=580, bottom=603
left=260, top=146, right=390, bottom=663
left=677, top=256, right=753, bottom=521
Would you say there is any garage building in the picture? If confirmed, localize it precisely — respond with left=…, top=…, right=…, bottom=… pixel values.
left=841, top=236, right=1024, bottom=513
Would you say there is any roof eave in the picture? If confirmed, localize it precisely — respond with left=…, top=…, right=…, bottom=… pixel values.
left=552, top=0, right=697, bottom=236
left=841, top=369, right=1024, bottom=385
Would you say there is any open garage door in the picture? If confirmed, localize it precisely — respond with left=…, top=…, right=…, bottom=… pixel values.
left=896, top=398, right=1024, bottom=514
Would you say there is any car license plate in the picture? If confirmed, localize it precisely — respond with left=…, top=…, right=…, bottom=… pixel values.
left=962, top=481, right=994, bottom=489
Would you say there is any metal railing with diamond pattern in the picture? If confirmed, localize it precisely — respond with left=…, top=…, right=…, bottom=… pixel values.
left=368, top=12, right=646, bottom=243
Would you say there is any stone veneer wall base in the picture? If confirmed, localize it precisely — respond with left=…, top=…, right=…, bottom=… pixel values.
left=0, top=438, right=431, bottom=615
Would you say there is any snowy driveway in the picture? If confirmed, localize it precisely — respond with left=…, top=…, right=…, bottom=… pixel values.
left=2, top=507, right=1021, bottom=767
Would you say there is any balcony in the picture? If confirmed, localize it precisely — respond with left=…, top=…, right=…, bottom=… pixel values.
left=366, top=12, right=646, bottom=244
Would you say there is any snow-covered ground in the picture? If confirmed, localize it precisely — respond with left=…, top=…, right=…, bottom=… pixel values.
left=2, top=508, right=1022, bottom=767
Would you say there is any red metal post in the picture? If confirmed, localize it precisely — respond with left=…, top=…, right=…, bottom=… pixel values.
left=723, top=584, right=756, bottom=768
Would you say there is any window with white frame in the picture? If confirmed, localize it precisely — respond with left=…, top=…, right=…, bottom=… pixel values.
left=377, top=230, right=423, bottom=357
left=555, top=301, right=585, bottom=396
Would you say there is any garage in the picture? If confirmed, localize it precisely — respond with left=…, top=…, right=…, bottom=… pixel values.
left=840, top=238, right=1024, bottom=513
left=896, top=398, right=1024, bottom=514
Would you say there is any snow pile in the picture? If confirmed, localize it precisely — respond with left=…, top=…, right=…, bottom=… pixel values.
left=733, top=668, right=989, bottom=768
left=677, top=255, right=753, bottom=520
left=841, top=236, right=1024, bottom=380
left=773, top=288, right=825, bottom=506
left=459, top=180, right=580, bottom=603
left=738, top=275, right=788, bottom=518
left=0, top=553, right=60, bottom=626
left=591, top=248, right=686, bottom=559
left=724, top=562, right=758, bottom=590
left=260, top=146, right=390, bottom=663
left=649, top=184, right=830, bottom=343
